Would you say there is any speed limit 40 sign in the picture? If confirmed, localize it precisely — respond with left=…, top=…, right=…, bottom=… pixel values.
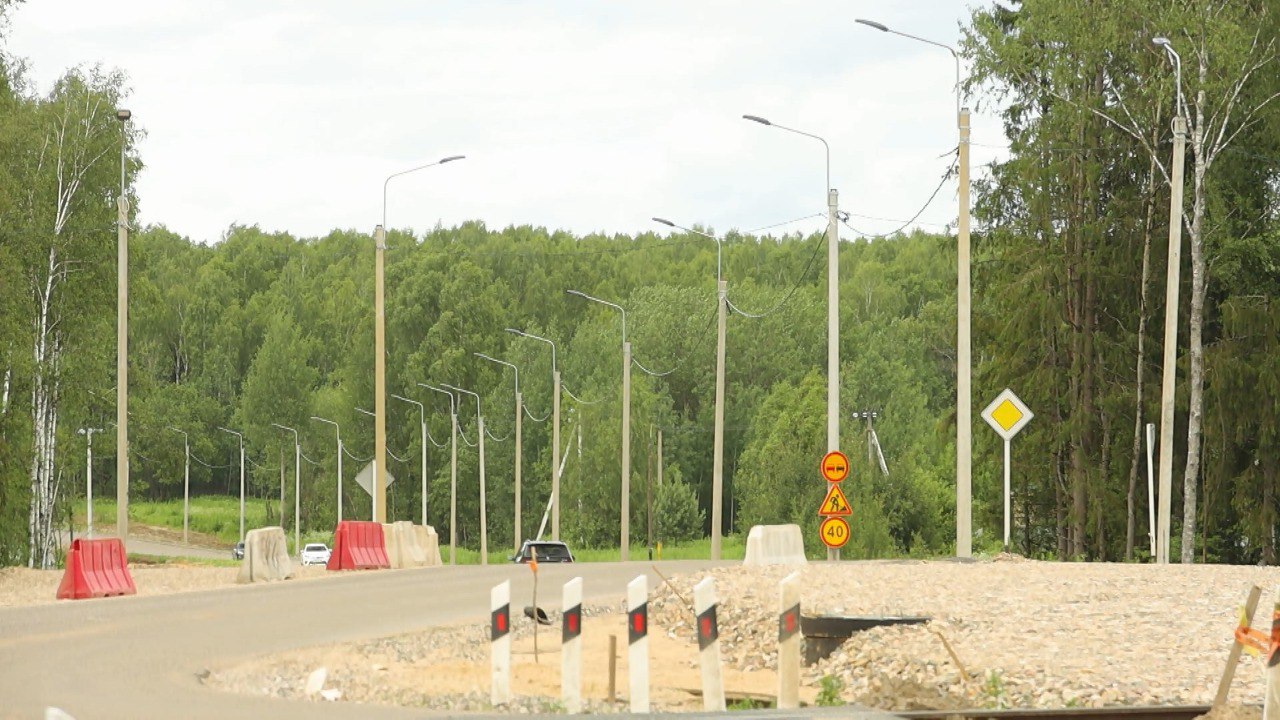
left=819, top=516, right=849, bottom=549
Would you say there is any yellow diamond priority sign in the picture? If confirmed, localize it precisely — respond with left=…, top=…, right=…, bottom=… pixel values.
left=981, top=388, right=1033, bottom=441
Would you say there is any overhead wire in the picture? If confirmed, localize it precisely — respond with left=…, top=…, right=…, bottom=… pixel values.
left=839, top=153, right=957, bottom=238
left=190, top=454, right=232, bottom=470
left=563, top=386, right=603, bottom=405
left=723, top=222, right=827, bottom=318
left=523, top=404, right=551, bottom=423
left=485, top=425, right=511, bottom=443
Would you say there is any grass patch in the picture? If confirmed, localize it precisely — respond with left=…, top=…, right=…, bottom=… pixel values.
left=127, top=553, right=240, bottom=568
left=76, top=496, right=749, bottom=564
left=77, top=496, right=272, bottom=545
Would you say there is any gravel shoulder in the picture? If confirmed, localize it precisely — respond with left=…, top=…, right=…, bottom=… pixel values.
left=208, top=558, right=1280, bottom=713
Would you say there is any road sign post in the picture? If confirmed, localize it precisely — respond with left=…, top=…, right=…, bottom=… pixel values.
left=981, top=388, right=1034, bottom=551
left=818, top=450, right=850, bottom=560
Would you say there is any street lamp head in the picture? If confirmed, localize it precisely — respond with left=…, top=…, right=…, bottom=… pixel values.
left=742, top=114, right=772, bottom=126
left=1152, top=36, right=1170, bottom=47
left=566, top=289, right=587, bottom=299
left=651, top=217, right=675, bottom=227
left=855, top=18, right=889, bottom=32
left=505, top=327, right=525, bottom=337
left=115, top=109, right=131, bottom=122
left=440, top=155, right=466, bottom=164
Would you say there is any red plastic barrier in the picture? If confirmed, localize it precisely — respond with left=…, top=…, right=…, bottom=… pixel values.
left=326, top=521, right=390, bottom=570
left=56, top=538, right=137, bottom=600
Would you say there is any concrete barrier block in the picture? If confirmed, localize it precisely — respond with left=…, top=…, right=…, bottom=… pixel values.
left=413, top=524, right=443, bottom=567
left=236, top=526, right=295, bottom=584
left=743, top=524, right=807, bottom=567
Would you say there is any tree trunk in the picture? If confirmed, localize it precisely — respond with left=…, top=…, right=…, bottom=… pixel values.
left=1126, top=148, right=1158, bottom=562
left=1263, top=463, right=1275, bottom=566
left=1181, top=87, right=1210, bottom=564
left=28, top=248, right=63, bottom=569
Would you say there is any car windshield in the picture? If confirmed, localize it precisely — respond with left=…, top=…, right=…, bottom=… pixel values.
left=304, top=544, right=326, bottom=552
left=526, top=543, right=570, bottom=561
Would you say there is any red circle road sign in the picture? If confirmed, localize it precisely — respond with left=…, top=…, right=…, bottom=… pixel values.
left=819, top=516, right=850, bottom=549
left=820, top=451, right=849, bottom=483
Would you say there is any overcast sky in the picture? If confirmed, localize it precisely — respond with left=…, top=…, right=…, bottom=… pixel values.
left=7, top=1, right=1007, bottom=244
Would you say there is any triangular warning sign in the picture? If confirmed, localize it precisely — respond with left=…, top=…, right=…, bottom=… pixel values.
left=817, top=483, right=852, bottom=516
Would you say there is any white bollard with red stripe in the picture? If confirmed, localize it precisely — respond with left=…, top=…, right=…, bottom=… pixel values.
left=694, top=577, right=725, bottom=711
left=491, top=579, right=511, bottom=706
left=627, top=575, right=649, bottom=713
left=562, top=576, right=584, bottom=713
left=777, top=571, right=802, bottom=709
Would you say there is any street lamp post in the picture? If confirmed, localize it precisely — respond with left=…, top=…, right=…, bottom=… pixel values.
left=218, top=427, right=245, bottom=542
left=115, top=108, right=131, bottom=544
left=743, top=114, right=841, bottom=561
left=855, top=17, right=973, bottom=558
left=77, top=427, right=103, bottom=538
left=375, top=155, right=465, bottom=524
left=1152, top=36, right=1187, bottom=565
left=392, top=394, right=430, bottom=527
left=476, top=353, right=523, bottom=552
left=272, top=423, right=301, bottom=554
left=419, top=383, right=458, bottom=564
left=443, top=384, right=486, bottom=565
left=566, top=290, right=632, bottom=561
left=310, top=416, right=343, bottom=523
left=506, top=328, right=561, bottom=540
left=168, top=427, right=190, bottom=544
left=652, top=218, right=726, bottom=560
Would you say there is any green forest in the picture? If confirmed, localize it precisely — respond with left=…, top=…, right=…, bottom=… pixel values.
left=2, top=0, right=1278, bottom=568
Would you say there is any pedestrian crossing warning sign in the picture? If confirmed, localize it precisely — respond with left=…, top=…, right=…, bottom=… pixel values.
left=817, top=483, right=852, bottom=516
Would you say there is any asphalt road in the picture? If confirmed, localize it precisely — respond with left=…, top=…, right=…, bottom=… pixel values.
left=0, top=559, right=726, bottom=719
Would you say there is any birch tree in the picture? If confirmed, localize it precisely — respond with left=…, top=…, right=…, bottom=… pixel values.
left=15, top=67, right=132, bottom=567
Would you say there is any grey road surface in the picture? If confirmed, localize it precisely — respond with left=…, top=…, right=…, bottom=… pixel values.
left=0, top=560, right=725, bottom=719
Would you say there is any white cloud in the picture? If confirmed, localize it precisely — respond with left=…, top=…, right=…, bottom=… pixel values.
left=6, top=0, right=1006, bottom=244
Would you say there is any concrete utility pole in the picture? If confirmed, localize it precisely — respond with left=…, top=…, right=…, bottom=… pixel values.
left=567, top=290, right=631, bottom=561
left=219, top=427, right=245, bottom=542
left=372, top=222, right=388, bottom=525
left=476, top=353, right=523, bottom=551
left=273, top=424, right=301, bottom=553
left=310, top=416, right=343, bottom=523
left=445, top=384, right=487, bottom=565
left=377, top=155, right=464, bottom=524
left=854, top=18, right=972, bottom=558
left=506, top=329, right=561, bottom=540
left=651, top=218, right=727, bottom=560
left=78, top=428, right=102, bottom=538
left=392, top=394, right=429, bottom=526
left=115, top=108, right=131, bottom=544
left=742, top=115, right=841, bottom=561
left=621, top=341, right=632, bottom=560
left=1153, top=36, right=1186, bottom=565
left=168, top=427, right=190, bottom=544
left=420, top=383, right=458, bottom=563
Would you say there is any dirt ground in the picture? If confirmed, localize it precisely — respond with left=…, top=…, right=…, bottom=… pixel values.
left=213, top=608, right=806, bottom=712
left=211, top=559, right=1280, bottom=714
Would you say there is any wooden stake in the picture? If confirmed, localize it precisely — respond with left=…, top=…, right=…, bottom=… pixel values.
left=607, top=634, right=617, bottom=703
left=1217, top=584, right=1263, bottom=706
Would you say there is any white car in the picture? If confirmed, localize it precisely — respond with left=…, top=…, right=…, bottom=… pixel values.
left=300, top=543, right=331, bottom=566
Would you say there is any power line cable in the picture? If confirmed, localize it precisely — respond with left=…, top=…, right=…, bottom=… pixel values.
left=563, top=386, right=603, bottom=405
left=190, top=454, right=232, bottom=470
left=724, top=225, right=827, bottom=318
left=839, top=155, right=957, bottom=238
left=485, top=425, right=511, bottom=443
left=523, top=404, right=551, bottom=423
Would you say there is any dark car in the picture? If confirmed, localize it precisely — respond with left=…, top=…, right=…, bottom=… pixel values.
left=232, top=542, right=245, bottom=560
left=511, top=540, right=574, bottom=564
